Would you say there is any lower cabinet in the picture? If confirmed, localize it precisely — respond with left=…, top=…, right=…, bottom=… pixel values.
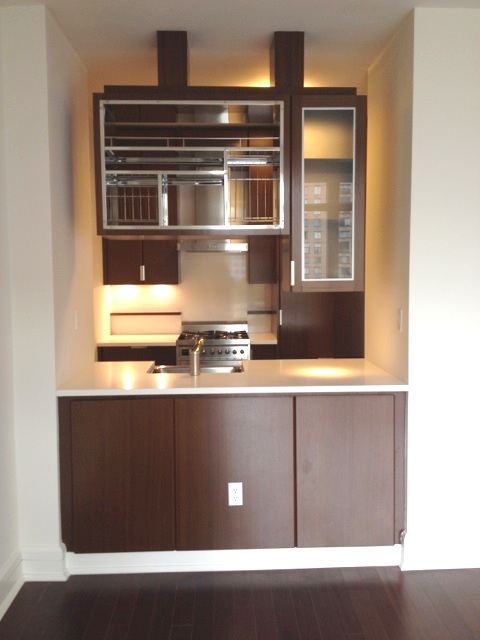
left=175, top=396, right=294, bottom=550
left=58, top=392, right=405, bottom=554
left=250, top=344, right=278, bottom=360
left=296, top=393, right=406, bottom=547
left=59, top=397, right=175, bottom=553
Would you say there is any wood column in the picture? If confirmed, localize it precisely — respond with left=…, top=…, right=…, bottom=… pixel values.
left=270, top=31, right=304, bottom=89
left=157, top=31, right=189, bottom=87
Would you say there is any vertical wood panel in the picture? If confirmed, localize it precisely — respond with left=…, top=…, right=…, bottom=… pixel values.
left=70, top=397, right=175, bottom=552
left=270, top=32, right=304, bottom=89
left=157, top=31, right=189, bottom=87
left=296, top=394, right=397, bottom=547
left=175, top=396, right=294, bottom=550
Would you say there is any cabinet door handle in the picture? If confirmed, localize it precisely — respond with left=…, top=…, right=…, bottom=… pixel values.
left=290, top=261, right=295, bottom=287
left=140, top=265, right=146, bottom=282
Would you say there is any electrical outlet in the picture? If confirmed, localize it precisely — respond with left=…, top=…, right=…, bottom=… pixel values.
left=228, top=482, right=243, bottom=506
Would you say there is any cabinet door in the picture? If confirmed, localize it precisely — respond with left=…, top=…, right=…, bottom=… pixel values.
left=103, top=238, right=179, bottom=284
left=103, top=238, right=143, bottom=284
left=248, top=236, right=279, bottom=284
left=250, top=344, right=278, bottom=360
left=279, top=290, right=364, bottom=359
left=296, top=394, right=405, bottom=547
left=175, top=396, right=294, bottom=550
left=67, top=397, right=175, bottom=553
left=142, top=239, right=179, bottom=284
left=290, top=95, right=366, bottom=292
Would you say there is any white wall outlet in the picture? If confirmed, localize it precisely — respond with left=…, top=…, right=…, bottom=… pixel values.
left=228, top=482, right=243, bottom=506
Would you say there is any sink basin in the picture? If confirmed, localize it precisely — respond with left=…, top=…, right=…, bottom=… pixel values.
left=147, top=363, right=244, bottom=374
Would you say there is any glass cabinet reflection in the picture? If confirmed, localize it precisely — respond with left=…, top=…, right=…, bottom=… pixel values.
left=291, top=96, right=366, bottom=292
left=303, top=108, right=354, bottom=281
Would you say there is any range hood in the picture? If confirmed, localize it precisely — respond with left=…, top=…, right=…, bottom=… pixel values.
left=179, top=239, right=249, bottom=253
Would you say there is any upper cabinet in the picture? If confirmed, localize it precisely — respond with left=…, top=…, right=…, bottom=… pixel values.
left=102, top=238, right=179, bottom=285
left=289, top=94, right=367, bottom=292
left=95, top=97, right=286, bottom=235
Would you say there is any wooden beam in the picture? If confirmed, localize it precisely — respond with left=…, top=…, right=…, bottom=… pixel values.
left=157, top=31, right=189, bottom=87
left=270, top=32, right=304, bottom=89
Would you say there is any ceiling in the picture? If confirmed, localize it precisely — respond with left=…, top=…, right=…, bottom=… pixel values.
left=1, top=0, right=478, bottom=88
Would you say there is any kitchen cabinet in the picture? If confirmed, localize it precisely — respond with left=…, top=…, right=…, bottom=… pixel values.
left=248, top=236, right=279, bottom=284
left=289, top=95, right=367, bottom=293
left=296, top=393, right=406, bottom=547
left=175, top=396, right=294, bottom=550
left=250, top=344, right=278, bottom=359
left=58, top=397, right=175, bottom=553
left=278, top=290, right=364, bottom=359
left=102, top=237, right=179, bottom=284
left=94, top=96, right=286, bottom=234
left=97, top=345, right=176, bottom=364
left=58, top=390, right=404, bottom=555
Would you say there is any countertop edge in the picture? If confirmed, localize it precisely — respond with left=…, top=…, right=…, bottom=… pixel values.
left=57, top=359, right=408, bottom=397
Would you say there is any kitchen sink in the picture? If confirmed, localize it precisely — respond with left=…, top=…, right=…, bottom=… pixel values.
left=147, top=363, right=244, bottom=374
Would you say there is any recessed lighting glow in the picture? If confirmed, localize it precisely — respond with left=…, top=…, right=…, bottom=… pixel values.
left=245, top=77, right=271, bottom=88
left=121, top=372, right=135, bottom=390
left=115, top=285, right=139, bottom=300
left=296, top=366, right=350, bottom=378
left=151, top=285, right=175, bottom=300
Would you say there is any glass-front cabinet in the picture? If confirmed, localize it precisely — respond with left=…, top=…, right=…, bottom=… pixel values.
left=290, top=95, right=366, bottom=292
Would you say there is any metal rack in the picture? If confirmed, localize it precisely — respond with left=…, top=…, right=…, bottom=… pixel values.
left=98, top=99, right=284, bottom=231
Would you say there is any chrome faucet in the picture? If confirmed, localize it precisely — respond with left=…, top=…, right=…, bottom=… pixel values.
left=189, top=336, right=204, bottom=376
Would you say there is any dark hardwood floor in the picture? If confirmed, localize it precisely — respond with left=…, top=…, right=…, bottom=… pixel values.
left=0, top=566, right=479, bottom=639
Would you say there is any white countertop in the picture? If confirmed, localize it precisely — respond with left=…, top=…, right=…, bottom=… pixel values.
left=97, top=333, right=277, bottom=347
left=57, top=358, right=407, bottom=396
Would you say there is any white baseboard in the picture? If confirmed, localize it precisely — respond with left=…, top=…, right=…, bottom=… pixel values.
left=0, top=550, right=24, bottom=622
left=21, top=545, right=68, bottom=582
left=66, top=545, right=403, bottom=575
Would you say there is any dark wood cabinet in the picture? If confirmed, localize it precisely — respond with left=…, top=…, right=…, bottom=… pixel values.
left=97, top=345, right=176, bottom=364
left=58, top=391, right=405, bottom=554
left=296, top=393, right=406, bottom=547
left=277, top=94, right=366, bottom=359
left=174, top=396, right=295, bottom=550
left=279, top=290, right=364, bottom=358
left=103, top=238, right=179, bottom=285
left=250, top=344, right=278, bottom=359
left=248, top=236, right=279, bottom=284
left=289, top=94, right=367, bottom=293
left=59, top=397, right=175, bottom=553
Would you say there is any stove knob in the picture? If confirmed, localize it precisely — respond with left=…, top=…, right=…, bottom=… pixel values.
left=232, top=349, right=237, bottom=355
left=210, top=348, right=215, bottom=355
left=225, top=348, right=230, bottom=355
left=240, top=349, right=245, bottom=355
left=218, top=349, right=222, bottom=354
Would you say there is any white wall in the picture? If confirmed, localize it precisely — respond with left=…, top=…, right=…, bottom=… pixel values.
left=46, top=10, right=95, bottom=384
left=403, top=8, right=480, bottom=569
left=365, top=15, right=412, bottom=382
left=369, top=8, right=480, bottom=569
left=0, top=6, right=92, bottom=597
left=0, top=9, right=23, bottom=618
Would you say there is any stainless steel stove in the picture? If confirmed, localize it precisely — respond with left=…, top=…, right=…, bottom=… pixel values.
left=176, top=321, right=250, bottom=365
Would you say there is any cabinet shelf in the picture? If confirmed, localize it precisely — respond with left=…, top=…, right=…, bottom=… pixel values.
left=96, top=98, right=285, bottom=233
